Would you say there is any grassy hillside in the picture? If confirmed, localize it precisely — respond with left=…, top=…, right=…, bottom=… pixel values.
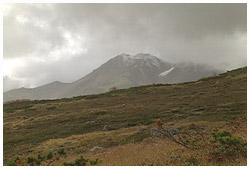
left=3, top=67, right=247, bottom=166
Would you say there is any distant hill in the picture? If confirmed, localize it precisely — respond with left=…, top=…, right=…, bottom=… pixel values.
left=3, top=53, right=222, bottom=102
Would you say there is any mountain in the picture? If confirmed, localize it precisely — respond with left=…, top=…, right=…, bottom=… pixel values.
left=3, top=53, right=222, bottom=102
left=3, top=81, right=70, bottom=102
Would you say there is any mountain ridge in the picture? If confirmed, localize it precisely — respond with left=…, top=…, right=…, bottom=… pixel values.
left=4, top=53, right=222, bottom=102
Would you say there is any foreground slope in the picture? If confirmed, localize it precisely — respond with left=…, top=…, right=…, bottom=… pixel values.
left=3, top=67, right=246, bottom=165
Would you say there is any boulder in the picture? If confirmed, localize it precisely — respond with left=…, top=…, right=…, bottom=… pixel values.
left=23, top=116, right=28, bottom=120
left=151, top=128, right=179, bottom=136
left=103, top=125, right=112, bottom=131
left=86, top=121, right=95, bottom=125
left=137, top=128, right=148, bottom=134
left=168, top=128, right=179, bottom=135
left=103, top=137, right=112, bottom=142
left=90, top=146, right=104, bottom=152
left=186, top=116, right=193, bottom=119
left=151, top=128, right=163, bottom=136
left=26, top=149, right=33, bottom=153
left=64, top=141, right=72, bottom=145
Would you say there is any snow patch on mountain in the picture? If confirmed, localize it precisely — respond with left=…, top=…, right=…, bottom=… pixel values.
left=159, top=67, right=175, bottom=77
left=120, top=53, right=161, bottom=67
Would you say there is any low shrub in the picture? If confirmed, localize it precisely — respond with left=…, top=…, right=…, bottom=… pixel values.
left=64, top=156, right=100, bottom=166
left=209, top=131, right=247, bottom=163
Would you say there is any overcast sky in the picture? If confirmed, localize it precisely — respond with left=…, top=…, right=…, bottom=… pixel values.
left=3, top=3, right=247, bottom=92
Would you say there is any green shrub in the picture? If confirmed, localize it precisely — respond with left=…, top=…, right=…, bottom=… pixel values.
left=57, top=148, right=66, bottom=156
left=26, top=156, right=41, bottom=166
left=64, top=162, right=74, bottom=166
left=209, top=130, right=247, bottom=163
left=63, top=156, right=100, bottom=166
left=90, top=158, right=100, bottom=166
left=6, top=160, right=17, bottom=166
left=6, top=157, right=19, bottom=166
left=5, top=149, right=95, bottom=166
left=211, top=131, right=246, bottom=153
left=46, top=152, right=53, bottom=160
left=74, top=156, right=88, bottom=166
left=191, top=138, right=197, bottom=145
left=37, top=154, right=44, bottom=160
left=185, top=138, right=190, bottom=144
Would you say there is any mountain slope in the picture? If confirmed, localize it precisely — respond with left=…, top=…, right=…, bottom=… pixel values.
left=61, top=53, right=174, bottom=97
left=3, top=81, right=69, bottom=101
left=3, top=53, right=221, bottom=102
left=3, top=67, right=247, bottom=165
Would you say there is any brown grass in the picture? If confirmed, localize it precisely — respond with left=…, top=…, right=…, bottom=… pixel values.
left=3, top=67, right=247, bottom=166
left=10, top=118, right=247, bottom=166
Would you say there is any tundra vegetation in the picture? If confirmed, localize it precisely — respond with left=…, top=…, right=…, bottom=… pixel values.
left=3, top=67, right=247, bottom=166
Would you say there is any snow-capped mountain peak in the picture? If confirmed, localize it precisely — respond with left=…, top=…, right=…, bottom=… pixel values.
left=133, top=53, right=155, bottom=59
left=119, top=53, right=161, bottom=67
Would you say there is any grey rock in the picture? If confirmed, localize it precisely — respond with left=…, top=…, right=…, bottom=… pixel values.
left=98, top=132, right=105, bottom=135
left=186, top=116, right=193, bottom=119
left=188, top=130, right=197, bottom=135
left=86, top=121, right=95, bottom=125
left=90, top=146, right=104, bottom=152
left=26, top=149, right=33, bottom=153
left=151, top=128, right=163, bottom=136
left=168, top=128, right=179, bottom=135
left=103, top=125, right=112, bottom=131
left=104, top=137, right=112, bottom=142
left=137, top=128, right=148, bottom=134
left=151, top=128, right=179, bottom=136
left=50, top=146, right=63, bottom=151
left=64, top=141, right=72, bottom=145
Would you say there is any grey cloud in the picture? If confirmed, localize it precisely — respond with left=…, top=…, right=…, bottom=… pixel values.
left=3, top=76, right=22, bottom=92
left=3, top=3, right=247, bottom=91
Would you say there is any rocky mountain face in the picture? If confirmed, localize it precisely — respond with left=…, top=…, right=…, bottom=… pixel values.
left=3, top=53, right=222, bottom=102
